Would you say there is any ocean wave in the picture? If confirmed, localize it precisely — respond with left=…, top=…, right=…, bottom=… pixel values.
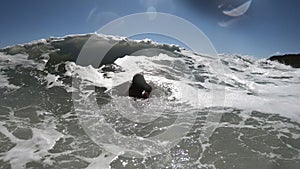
left=0, top=34, right=299, bottom=169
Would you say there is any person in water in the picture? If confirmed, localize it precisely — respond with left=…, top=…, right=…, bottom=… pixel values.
left=129, top=74, right=152, bottom=99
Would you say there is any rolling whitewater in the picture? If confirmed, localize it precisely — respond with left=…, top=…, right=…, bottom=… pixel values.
left=0, top=34, right=300, bottom=169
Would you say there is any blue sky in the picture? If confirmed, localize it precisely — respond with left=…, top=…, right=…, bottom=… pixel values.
left=0, top=0, right=299, bottom=58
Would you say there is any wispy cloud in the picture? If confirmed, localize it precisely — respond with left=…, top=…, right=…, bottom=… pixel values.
left=218, top=17, right=241, bottom=27
left=222, top=0, right=252, bottom=17
left=87, top=7, right=97, bottom=23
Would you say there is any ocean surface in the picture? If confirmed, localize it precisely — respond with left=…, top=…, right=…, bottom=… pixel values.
left=0, top=34, right=299, bottom=169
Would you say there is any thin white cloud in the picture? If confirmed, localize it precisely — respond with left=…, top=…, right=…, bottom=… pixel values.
left=87, top=7, right=97, bottom=22
left=218, top=17, right=241, bottom=27
left=223, top=0, right=252, bottom=17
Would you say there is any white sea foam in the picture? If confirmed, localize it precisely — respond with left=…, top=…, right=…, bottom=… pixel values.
left=62, top=48, right=300, bottom=122
left=219, top=54, right=300, bottom=121
left=0, top=53, right=36, bottom=69
left=0, top=52, right=52, bottom=89
left=64, top=61, right=112, bottom=89
left=85, top=153, right=117, bottom=169
left=0, top=74, right=19, bottom=89
left=0, top=122, right=63, bottom=169
left=0, top=53, right=34, bottom=89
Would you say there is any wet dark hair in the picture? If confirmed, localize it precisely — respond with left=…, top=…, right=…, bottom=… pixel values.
left=129, top=74, right=152, bottom=98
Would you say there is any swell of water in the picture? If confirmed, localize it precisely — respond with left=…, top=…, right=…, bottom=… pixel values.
left=0, top=34, right=299, bottom=169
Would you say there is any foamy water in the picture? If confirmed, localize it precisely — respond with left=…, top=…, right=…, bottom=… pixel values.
left=0, top=34, right=299, bottom=168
